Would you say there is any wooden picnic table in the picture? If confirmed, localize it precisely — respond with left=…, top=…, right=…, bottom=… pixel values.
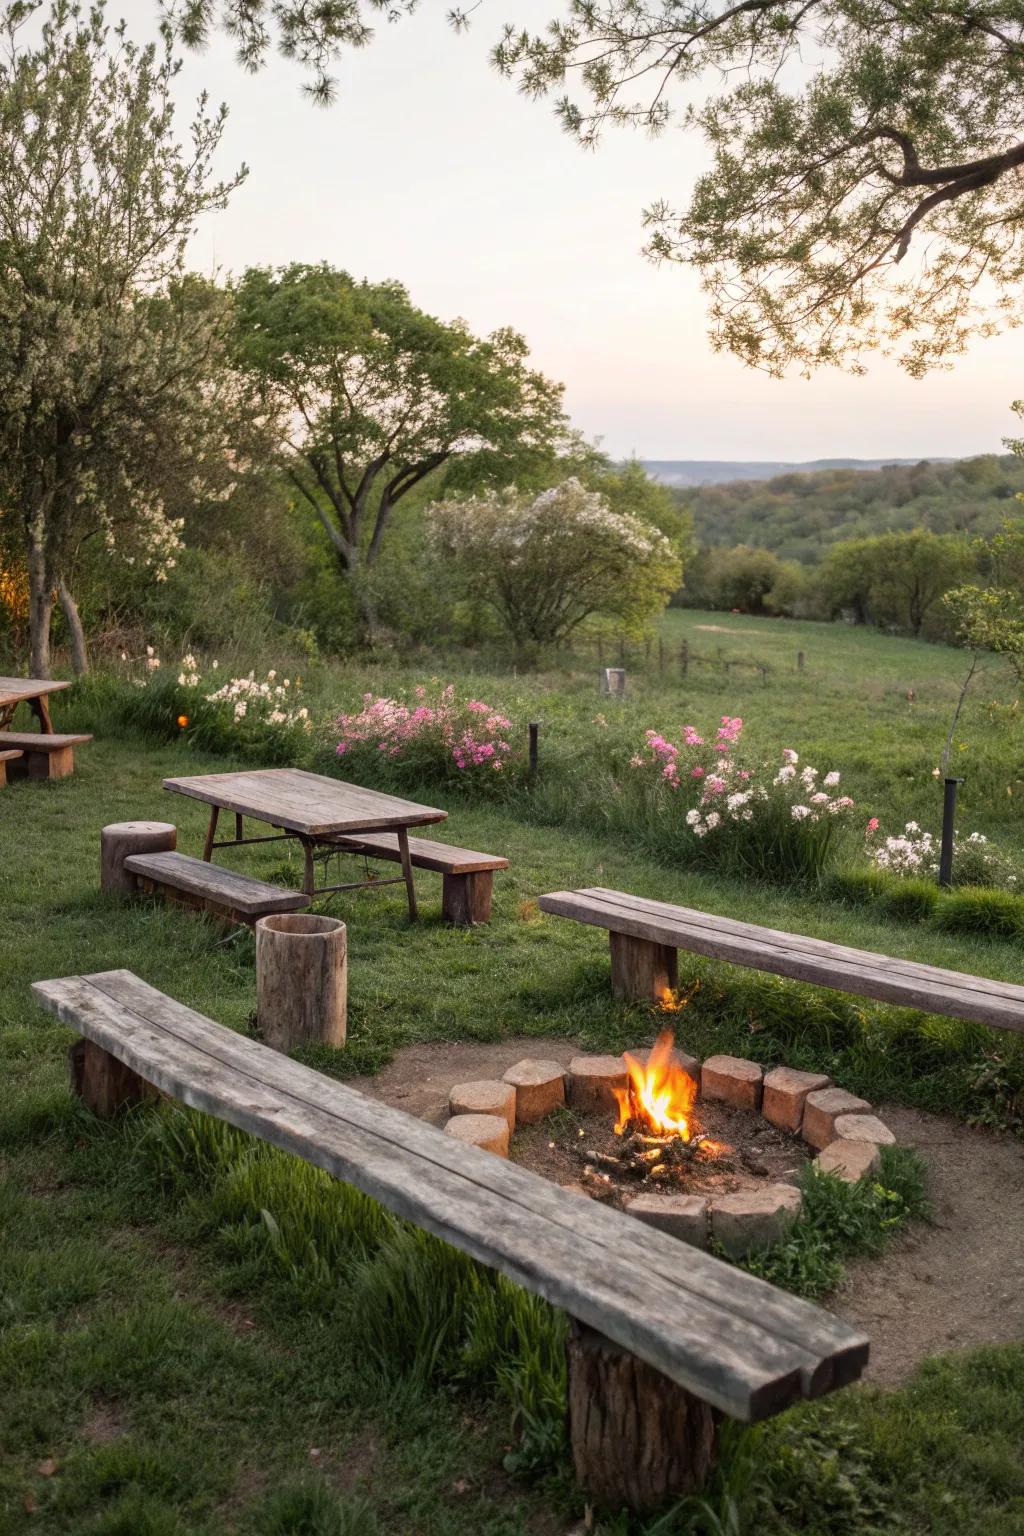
left=163, top=768, right=447, bottom=920
left=0, top=676, right=69, bottom=733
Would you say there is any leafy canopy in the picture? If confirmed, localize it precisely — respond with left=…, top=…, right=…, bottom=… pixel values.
left=176, top=1, right=1024, bottom=377
left=232, top=262, right=567, bottom=586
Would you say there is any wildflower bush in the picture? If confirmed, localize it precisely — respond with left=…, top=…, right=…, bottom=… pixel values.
left=868, top=821, right=1021, bottom=889
left=66, top=647, right=314, bottom=764
left=626, top=718, right=857, bottom=881
left=334, top=683, right=519, bottom=795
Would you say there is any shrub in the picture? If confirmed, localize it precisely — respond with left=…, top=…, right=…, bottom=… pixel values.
left=933, top=887, right=1024, bottom=940
left=334, top=683, right=520, bottom=795
left=428, top=477, right=681, bottom=653
left=627, top=725, right=857, bottom=881
left=868, top=820, right=1022, bottom=890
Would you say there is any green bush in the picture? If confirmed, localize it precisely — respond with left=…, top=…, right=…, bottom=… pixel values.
left=933, top=886, right=1024, bottom=939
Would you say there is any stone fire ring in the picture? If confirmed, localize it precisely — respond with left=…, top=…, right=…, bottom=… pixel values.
left=441, top=1052, right=898, bottom=1259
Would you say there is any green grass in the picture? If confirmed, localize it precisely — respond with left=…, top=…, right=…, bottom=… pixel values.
left=2, top=632, right=1024, bottom=1532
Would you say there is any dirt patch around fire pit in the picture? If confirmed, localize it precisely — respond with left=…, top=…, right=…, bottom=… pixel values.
left=512, top=1101, right=810, bottom=1210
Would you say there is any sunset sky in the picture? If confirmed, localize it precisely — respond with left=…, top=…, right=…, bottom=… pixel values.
left=155, top=0, right=1024, bottom=462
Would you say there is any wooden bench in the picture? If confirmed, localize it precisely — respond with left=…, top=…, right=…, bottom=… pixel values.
left=325, top=831, right=508, bottom=925
left=0, top=748, right=23, bottom=787
left=538, top=887, right=1024, bottom=1033
left=34, top=968, right=868, bottom=1511
left=0, top=730, right=92, bottom=780
left=124, top=850, right=309, bottom=926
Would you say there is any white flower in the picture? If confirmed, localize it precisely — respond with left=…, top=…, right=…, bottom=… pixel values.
left=685, top=809, right=701, bottom=826
left=782, top=748, right=799, bottom=764
left=704, top=811, right=721, bottom=830
left=775, top=764, right=797, bottom=784
left=791, top=804, right=811, bottom=820
left=823, top=770, right=840, bottom=788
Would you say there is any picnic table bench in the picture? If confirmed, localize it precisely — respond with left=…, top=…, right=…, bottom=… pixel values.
left=537, top=887, right=1024, bottom=1033
left=324, top=831, right=508, bottom=925
left=0, top=676, right=90, bottom=779
left=34, top=968, right=868, bottom=1511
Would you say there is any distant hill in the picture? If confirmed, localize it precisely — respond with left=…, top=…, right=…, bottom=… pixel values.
left=642, top=457, right=958, bottom=487
left=664, top=453, right=1024, bottom=563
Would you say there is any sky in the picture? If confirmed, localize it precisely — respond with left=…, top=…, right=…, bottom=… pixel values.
left=136, top=0, right=1024, bottom=461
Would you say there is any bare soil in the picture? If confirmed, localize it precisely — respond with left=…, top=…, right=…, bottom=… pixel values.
left=347, top=1041, right=1024, bottom=1387
left=834, top=1103, right=1024, bottom=1386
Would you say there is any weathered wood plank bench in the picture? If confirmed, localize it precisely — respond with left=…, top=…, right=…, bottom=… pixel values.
left=324, top=831, right=508, bottom=925
left=34, top=968, right=868, bottom=1511
left=0, top=748, right=23, bottom=787
left=124, top=850, right=309, bottom=925
left=537, top=887, right=1024, bottom=1033
left=0, top=730, right=92, bottom=780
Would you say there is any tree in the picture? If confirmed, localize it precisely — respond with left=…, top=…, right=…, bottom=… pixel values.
left=0, top=2, right=244, bottom=676
left=232, top=262, right=567, bottom=633
left=945, top=517, right=1024, bottom=682
left=819, top=529, right=975, bottom=635
left=428, top=477, right=682, bottom=652
left=170, top=2, right=1024, bottom=377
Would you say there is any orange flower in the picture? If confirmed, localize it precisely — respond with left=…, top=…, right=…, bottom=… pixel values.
left=177, top=714, right=189, bottom=729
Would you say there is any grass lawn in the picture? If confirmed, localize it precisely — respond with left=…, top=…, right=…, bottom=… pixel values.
left=2, top=716, right=1023, bottom=1530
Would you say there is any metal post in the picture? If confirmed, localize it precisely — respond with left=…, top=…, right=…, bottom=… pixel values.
left=797, top=651, right=805, bottom=673
left=938, top=776, right=964, bottom=888
left=528, top=722, right=539, bottom=779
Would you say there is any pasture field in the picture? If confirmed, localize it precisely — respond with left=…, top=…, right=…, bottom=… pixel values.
left=2, top=614, right=1023, bottom=1534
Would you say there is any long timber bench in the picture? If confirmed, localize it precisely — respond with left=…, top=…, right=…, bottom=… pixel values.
left=538, top=887, right=1024, bottom=1033
left=34, top=968, right=868, bottom=1511
left=0, top=730, right=92, bottom=780
left=324, top=831, right=508, bottom=925
left=125, top=850, right=309, bottom=925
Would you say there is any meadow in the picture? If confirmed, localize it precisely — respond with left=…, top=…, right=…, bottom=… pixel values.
left=2, top=610, right=1023, bottom=1534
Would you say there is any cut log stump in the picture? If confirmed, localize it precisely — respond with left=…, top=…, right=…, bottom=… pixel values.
left=566, top=1320, right=718, bottom=1511
left=69, top=1038, right=157, bottom=1118
left=609, top=931, right=678, bottom=1002
left=256, top=913, right=347, bottom=1051
left=101, top=821, right=177, bottom=895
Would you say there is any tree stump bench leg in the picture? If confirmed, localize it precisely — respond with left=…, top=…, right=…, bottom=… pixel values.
left=101, top=822, right=177, bottom=895
left=566, top=1320, right=718, bottom=1512
left=442, top=870, right=494, bottom=926
left=609, top=932, right=678, bottom=1002
left=69, top=1039, right=156, bottom=1118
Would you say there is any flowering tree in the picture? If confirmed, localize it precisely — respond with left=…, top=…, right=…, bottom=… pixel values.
left=429, top=478, right=682, bottom=651
left=231, top=263, right=567, bottom=635
left=0, top=2, right=245, bottom=675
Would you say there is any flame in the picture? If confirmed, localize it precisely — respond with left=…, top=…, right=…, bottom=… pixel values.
left=613, top=1030, right=697, bottom=1141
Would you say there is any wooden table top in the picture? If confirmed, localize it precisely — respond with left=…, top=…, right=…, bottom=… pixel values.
left=0, top=677, right=70, bottom=706
left=163, top=767, right=448, bottom=838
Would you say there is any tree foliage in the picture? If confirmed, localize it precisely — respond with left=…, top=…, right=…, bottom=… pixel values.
left=945, top=517, right=1024, bottom=679
left=818, top=529, right=975, bottom=635
left=231, top=262, right=567, bottom=630
left=169, top=1, right=1024, bottom=376
left=0, top=1, right=244, bottom=674
left=429, top=477, right=682, bottom=650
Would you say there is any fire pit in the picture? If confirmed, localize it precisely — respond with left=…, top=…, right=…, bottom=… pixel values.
left=441, top=1032, right=898, bottom=1257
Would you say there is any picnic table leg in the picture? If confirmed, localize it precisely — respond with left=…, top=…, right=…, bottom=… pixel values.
left=202, top=806, right=219, bottom=862
left=301, top=837, right=317, bottom=897
left=29, top=694, right=53, bottom=732
left=397, top=827, right=418, bottom=921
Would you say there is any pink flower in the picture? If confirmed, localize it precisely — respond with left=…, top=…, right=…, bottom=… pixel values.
left=866, top=817, right=879, bottom=835
left=704, top=775, right=727, bottom=797
left=738, top=770, right=751, bottom=780
left=691, top=766, right=705, bottom=778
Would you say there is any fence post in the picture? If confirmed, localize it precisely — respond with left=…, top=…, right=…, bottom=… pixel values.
left=528, top=722, right=539, bottom=780
left=680, top=640, right=689, bottom=677
left=797, top=651, right=805, bottom=673
left=938, top=776, right=963, bottom=887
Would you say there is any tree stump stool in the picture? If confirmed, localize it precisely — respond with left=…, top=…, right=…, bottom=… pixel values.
left=256, top=913, right=347, bottom=1051
left=101, top=821, right=178, bottom=895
